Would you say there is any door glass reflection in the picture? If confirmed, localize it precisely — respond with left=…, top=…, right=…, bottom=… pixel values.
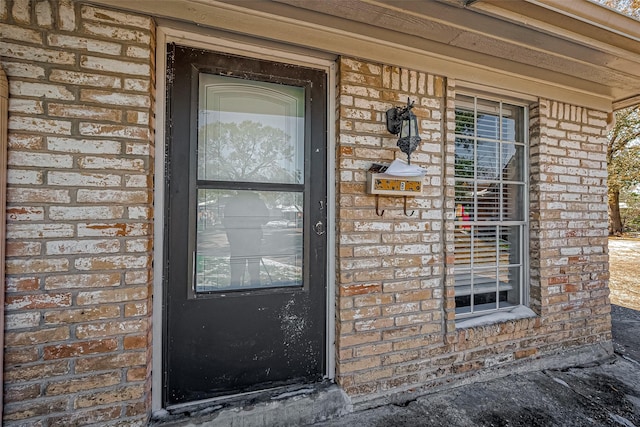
left=198, top=74, right=305, bottom=184
left=195, top=189, right=303, bottom=291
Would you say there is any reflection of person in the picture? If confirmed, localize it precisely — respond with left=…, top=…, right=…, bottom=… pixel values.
left=223, top=192, right=270, bottom=286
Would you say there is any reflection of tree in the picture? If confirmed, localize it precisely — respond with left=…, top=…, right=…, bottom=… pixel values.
left=455, top=157, right=474, bottom=201
left=455, top=109, right=502, bottom=218
left=455, top=109, right=478, bottom=206
left=199, top=120, right=299, bottom=182
left=455, top=109, right=475, bottom=136
left=455, top=109, right=475, bottom=178
left=455, top=109, right=503, bottom=180
left=455, top=109, right=476, bottom=212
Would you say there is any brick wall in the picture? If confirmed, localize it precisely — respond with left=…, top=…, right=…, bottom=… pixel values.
left=336, top=58, right=447, bottom=397
left=335, top=57, right=612, bottom=405
left=529, top=100, right=611, bottom=341
left=0, top=1, right=613, bottom=422
left=1, top=1, right=155, bottom=425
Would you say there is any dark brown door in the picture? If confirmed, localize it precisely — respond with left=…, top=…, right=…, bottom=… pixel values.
left=164, top=44, right=327, bottom=405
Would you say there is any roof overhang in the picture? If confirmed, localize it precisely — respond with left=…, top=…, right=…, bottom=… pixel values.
left=88, top=0, right=640, bottom=111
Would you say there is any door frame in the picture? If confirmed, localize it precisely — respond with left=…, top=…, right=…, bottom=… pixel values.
left=153, top=25, right=337, bottom=412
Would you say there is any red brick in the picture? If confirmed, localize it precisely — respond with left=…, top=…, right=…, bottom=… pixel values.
left=379, top=374, right=421, bottom=391
left=124, top=335, right=147, bottom=350
left=5, top=326, right=70, bottom=346
left=6, top=292, right=72, bottom=310
left=5, top=347, right=39, bottom=364
left=46, top=372, right=121, bottom=395
left=381, top=325, right=421, bottom=341
left=124, top=301, right=149, bottom=317
left=548, top=276, right=569, bottom=285
left=74, top=384, right=145, bottom=409
left=75, top=319, right=148, bottom=339
left=395, top=313, right=432, bottom=326
left=452, top=361, right=484, bottom=374
left=44, top=305, right=121, bottom=325
left=354, top=317, right=395, bottom=331
left=76, top=285, right=148, bottom=305
left=339, top=356, right=381, bottom=373
left=340, top=146, right=353, bottom=155
left=395, top=289, right=433, bottom=302
left=339, top=306, right=381, bottom=322
left=382, top=302, right=420, bottom=316
left=6, top=276, right=40, bottom=292
left=353, top=293, right=394, bottom=307
left=44, top=338, right=119, bottom=359
left=340, top=283, right=382, bottom=296
left=6, top=258, right=70, bottom=274
left=6, top=241, right=42, bottom=257
left=127, top=366, right=148, bottom=381
left=7, top=188, right=71, bottom=203
left=74, top=255, right=150, bottom=271
left=381, top=350, right=420, bottom=365
left=564, top=283, right=581, bottom=293
left=343, top=383, right=377, bottom=396
left=353, top=342, right=393, bottom=357
left=48, top=103, right=122, bottom=121
left=4, top=397, right=69, bottom=422
left=546, top=294, right=569, bottom=305
left=4, top=360, right=70, bottom=382
left=44, top=272, right=121, bottom=290
left=124, top=269, right=150, bottom=284
left=75, top=352, right=147, bottom=373
left=4, top=384, right=41, bottom=403
left=47, top=407, right=121, bottom=427
left=338, top=331, right=381, bottom=348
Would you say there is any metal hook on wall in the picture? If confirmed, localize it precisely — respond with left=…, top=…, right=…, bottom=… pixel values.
left=404, top=196, right=415, bottom=217
left=375, top=195, right=415, bottom=217
left=375, top=194, right=385, bottom=216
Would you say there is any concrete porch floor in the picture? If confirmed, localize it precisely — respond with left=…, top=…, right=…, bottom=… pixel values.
left=310, top=304, right=640, bottom=427
left=151, top=304, right=639, bottom=426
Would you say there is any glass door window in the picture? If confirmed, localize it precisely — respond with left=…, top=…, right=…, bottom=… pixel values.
left=195, top=75, right=306, bottom=292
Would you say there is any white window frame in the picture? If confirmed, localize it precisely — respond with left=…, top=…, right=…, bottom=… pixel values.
left=453, top=92, right=530, bottom=319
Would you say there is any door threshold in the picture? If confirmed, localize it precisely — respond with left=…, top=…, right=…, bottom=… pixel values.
left=152, top=380, right=350, bottom=426
left=165, top=382, right=318, bottom=412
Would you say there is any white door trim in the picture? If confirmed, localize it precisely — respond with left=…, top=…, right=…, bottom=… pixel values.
left=153, top=25, right=337, bottom=412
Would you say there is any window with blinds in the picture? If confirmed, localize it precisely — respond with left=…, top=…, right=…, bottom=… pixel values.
left=454, top=94, right=527, bottom=316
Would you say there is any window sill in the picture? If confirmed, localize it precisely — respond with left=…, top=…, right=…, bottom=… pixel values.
left=455, top=306, right=536, bottom=329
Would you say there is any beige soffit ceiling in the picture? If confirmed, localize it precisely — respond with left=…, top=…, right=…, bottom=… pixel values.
left=469, top=0, right=640, bottom=109
left=88, top=0, right=640, bottom=111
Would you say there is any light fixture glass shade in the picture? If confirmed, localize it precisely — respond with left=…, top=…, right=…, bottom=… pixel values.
left=386, top=98, right=421, bottom=164
left=397, top=112, right=421, bottom=164
left=400, top=115, right=419, bottom=139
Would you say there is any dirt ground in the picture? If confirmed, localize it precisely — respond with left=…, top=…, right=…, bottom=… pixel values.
left=608, top=237, right=640, bottom=311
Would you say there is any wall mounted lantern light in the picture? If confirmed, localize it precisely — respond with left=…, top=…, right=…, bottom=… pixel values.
left=385, top=98, right=421, bottom=164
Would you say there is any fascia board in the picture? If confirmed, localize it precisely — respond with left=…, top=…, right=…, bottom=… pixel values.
left=613, top=95, right=640, bottom=110
left=530, top=0, right=640, bottom=42
left=475, top=0, right=640, bottom=56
